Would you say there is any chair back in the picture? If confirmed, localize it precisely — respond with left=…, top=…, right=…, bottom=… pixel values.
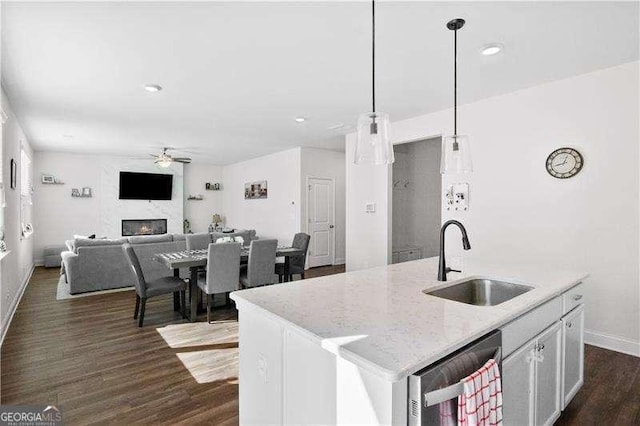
left=290, top=233, right=311, bottom=273
left=204, top=242, right=241, bottom=294
left=246, top=239, right=278, bottom=287
left=122, top=243, right=147, bottom=297
left=186, top=233, right=212, bottom=251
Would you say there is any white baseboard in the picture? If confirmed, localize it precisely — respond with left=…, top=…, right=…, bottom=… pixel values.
left=334, top=258, right=346, bottom=265
left=584, top=329, right=640, bottom=357
left=1, top=264, right=35, bottom=347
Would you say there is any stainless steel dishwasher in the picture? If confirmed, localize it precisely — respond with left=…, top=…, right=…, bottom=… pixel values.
left=408, top=330, right=502, bottom=426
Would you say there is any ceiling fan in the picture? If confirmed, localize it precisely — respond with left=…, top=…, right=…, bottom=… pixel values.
left=151, top=147, right=192, bottom=168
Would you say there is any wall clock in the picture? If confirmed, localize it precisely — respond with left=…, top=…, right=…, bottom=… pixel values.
left=546, top=148, right=584, bottom=179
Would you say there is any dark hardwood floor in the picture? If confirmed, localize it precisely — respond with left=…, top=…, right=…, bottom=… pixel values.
left=0, top=265, right=344, bottom=425
left=2, top=265, right=639, bottom=425
left=556, top=345, right=640, bottom=425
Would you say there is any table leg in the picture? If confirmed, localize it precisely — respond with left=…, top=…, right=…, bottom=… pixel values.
left=284, top=256, right=291, bottom=282
left=173, top=268, right=180, bottom=311
left=189, top=267, right=198, bottom=322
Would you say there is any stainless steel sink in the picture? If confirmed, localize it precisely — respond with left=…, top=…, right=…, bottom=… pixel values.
left=424, top=278, right=533, bottom=306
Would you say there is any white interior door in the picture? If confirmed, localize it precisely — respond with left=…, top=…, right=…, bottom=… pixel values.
left=307, top=177, right=334, bottom=268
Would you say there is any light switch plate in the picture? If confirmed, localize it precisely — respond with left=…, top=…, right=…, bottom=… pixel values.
left=444, top=183, right=469, bottom=211
left=365, top=203, right=376, bottom=213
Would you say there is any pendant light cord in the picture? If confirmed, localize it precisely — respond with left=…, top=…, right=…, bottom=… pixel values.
left=372, top=0, right=376, bottom=114
left=453, top=26, right=457, bottom=136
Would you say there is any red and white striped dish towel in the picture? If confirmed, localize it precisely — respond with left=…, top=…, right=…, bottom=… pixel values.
left=457, top=358, right=503, bottom=426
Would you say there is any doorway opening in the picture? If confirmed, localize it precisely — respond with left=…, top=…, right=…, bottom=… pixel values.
left=391, top=137, right=442, bottom=264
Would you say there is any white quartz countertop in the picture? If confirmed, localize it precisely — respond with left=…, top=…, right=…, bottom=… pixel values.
left=230, top=257, right=587, bottom=382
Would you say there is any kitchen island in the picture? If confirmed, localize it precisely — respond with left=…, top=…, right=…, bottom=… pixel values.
left=230, top=257, right=587, bottom=425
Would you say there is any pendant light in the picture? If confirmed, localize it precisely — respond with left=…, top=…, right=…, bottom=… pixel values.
left=441, top=18, right=473, bottom=174
left=354, top=0, right=394, bottom=166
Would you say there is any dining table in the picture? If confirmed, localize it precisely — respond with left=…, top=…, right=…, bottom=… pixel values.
left=154, top=245, right=304, bottom=322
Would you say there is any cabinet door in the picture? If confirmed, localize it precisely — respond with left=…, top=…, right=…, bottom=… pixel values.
left=562, top=305, right=584, bottom=409
left=502, top=341, right=536, bottom=426
left=534, top=322, right=562, bottom=426
left=398, top=251, right=410, bottom=263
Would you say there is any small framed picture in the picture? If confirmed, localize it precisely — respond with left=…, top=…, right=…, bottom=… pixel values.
left=82, top=187, right=92, bottom=197
left=71, top=188, right=80, bottom=197
left=205, top=183, right=212, bottom=190
left=244, top=180, right=267, bottom=199
left=213, top=183, right=220, bottom=190
left=42, top=175, right=55, bottom=184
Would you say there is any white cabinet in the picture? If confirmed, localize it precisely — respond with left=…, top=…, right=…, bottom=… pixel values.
left=502, top=322, right=562, bottom=426
left=535, top=322, right=562, bottom=426
left=561, top=305, right=584, bottom=409
left=503, top=340, right=536, bottom=425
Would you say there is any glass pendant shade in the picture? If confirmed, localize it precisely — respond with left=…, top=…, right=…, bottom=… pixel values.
left=440, top=134, right=473, bottom=174
left=354, top=111, right=394, bottom=165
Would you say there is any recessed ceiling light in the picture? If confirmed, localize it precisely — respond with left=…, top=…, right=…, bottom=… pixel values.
left=481, top=43, right=503, bottom=56
left=295, top=117, right=306, bottom=123
left=144, top=84, right=162, bottom=92
left=62, top=134, right=73, bottom=139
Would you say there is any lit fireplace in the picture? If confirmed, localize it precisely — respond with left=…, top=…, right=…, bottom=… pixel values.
left=122, top=219, right=168, bottom=236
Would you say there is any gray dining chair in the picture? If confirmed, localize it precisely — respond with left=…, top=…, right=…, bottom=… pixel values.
left=276, top=233, right=311, bottom=282
left=186, top=233, right=212, bottom=251
left=122, top=244, right=187, bottom=327
left=239, top=239, right=278, bottom=289
left=198, top=242, right=241, bottom=323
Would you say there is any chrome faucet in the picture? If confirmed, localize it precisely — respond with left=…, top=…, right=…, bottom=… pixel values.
left=438, top=220, right=471, bottom=281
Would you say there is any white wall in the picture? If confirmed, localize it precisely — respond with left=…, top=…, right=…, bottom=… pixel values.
left=300, top=147, right=345, bottom=264
left=222, top=148, right=301, bottom=244
left=32, top=152, right=184, bottom=262
left=346, top=61, right=640, bottom=355
left=1, top=88, right=34, bottom=340
left=183, top=163, right=223, bottom=233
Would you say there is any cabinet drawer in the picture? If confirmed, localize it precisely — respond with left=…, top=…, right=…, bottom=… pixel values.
left=562, top=283, right=585, bottom=315
left=501, top=296, right=562, bottom=358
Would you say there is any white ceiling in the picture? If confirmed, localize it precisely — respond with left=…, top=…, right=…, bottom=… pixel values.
left=2, top=1, right=638, bottom=164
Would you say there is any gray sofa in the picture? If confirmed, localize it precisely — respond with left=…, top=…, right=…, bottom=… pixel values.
left=60, top=230, right=257, bottom=294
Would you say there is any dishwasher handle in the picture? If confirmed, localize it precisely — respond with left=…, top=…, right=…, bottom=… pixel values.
left=423, top=347, right=502, bottom=408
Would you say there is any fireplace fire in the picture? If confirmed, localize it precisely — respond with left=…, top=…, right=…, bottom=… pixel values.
left=122, top=219, right=168, bottom=236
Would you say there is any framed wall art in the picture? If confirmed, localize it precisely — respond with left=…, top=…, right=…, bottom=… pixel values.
left=244, top=181, right=267, bottom=199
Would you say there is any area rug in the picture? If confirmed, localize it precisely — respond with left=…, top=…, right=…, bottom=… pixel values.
left=56, top=274, right=134, bottom=300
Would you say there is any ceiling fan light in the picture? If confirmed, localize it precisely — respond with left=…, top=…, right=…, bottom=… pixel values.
left=441, top=134, right=473, bottom=174
left=354, top=111, right=394, bottom=165
left=156, top=158, right=172, bottom=168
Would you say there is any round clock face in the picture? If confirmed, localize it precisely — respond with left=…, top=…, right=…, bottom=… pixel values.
left=546, top=148, right=583, bottom=179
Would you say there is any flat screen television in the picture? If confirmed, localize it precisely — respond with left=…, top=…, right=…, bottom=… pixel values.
left=119, top=171, right=173, bottom=200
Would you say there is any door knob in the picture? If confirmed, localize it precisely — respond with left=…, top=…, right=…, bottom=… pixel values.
left=329, top=225, right=334, bottom=228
